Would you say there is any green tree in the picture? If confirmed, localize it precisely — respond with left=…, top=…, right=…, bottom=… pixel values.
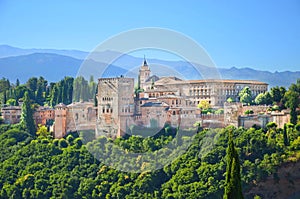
left=89, top=76, right=97, bottom=100
left=239, top=87, right=252, bottom=105
left=36, top=76, right=47, bottom=105
left=94, top=86, right=98, bottom=107
left=227, top=97, right=234, bottom=103
left=224, top=130, right=244, bottom=199
left=73, top=76, right=89, bottom=102
left=36, top=124, right=50, bottom=138
left=254, top=92, right=272, bottom=105
left=254, top=93, right=265, bottom=105
left=6, top=98, right=16, bottom=106
left=26, top=77, right=38, bottom=100
left=0, top=78, right=10, bottom=93
left=285, top=80, right=300, bottom=124
left=20, top=92, right=36, bottom=136
left=198, top=99, right=211, bottom=110
left=26, top=77, right=38, bottom=92
left=15, top=85, right=29, bottom=102
left=36, top=86, right=44, bottom=105
left=62, top=76, right=74, bottom=104
left=244, top=110, right=254, bottom=115
left=265, top=92, right=273, bottom=105
left=283, top=124, right=289, bottom=146
left=3, top=90, right=7, bottom=105
left=270, top=86, right=286, bottom=103
left=266, top=122, right=277, bottom=130
left=50, top=85, right=59, bottom=107
left=16, top=79, right=20, bottom=87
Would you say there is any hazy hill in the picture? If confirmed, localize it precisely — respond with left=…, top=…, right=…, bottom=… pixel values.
left=0, top=45, right=299, bottom=87
left=219, top=67, right=300, bottom=88
left=0, top=53, right=81, bottom=82
left=0, top=44, right=88, bottom=59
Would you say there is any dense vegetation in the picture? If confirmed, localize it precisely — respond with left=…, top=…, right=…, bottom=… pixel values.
left=0, top=120, right=299, bottom=198
left=0, top=76, right=96, bottom=108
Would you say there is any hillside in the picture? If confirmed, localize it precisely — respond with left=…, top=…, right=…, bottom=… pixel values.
left=0, top=124, right=299, bottom=198
left=246, top=159, right=300, bottom=199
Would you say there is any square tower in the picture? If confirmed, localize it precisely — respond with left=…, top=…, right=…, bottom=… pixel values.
left=97, top=77, right=134, bottom=137
left=139, top=58, right=151, bottom=90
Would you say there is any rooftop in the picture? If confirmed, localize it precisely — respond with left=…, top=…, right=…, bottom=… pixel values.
left=141, top=102, right=169, bottom=107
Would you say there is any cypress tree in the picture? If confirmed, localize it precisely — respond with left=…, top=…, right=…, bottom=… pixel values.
left=137, top=74, right=141, bottom=90
left=3, top=90, right=7, bottom=104
left=16, top=79, right=20, bottom=87
left=36, top=85, right=44, bottom=105
left=50, top=85, right=58, bottom=107
left=290, top=107, right=297, bottom=125
left=94, top=86, right=98, bottom=107
left=283, top=124, right=289, bottom=146
left=224, top=130, right=244, bottom=199
left=20, top=91, right=36, bottom=136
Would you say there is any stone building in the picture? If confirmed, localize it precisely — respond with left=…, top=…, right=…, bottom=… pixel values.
left=1, top=105, right=22, bottom=124
left=1, top=104, right=55, bottom=129
left=53, top=102, right=97, bottom=138
left=224, top=102, right=290, bottom=129
left=53, top=103, right=67, bottom=138
left=96, top=77, right=135, bottom=137
left=143, top=78, right=268, bottom=108
left=33, top=106, right=55, bottom=128
left=90, top=58, right=270, bottom=138
left=139, top=58, right=151, bottom=90
left=1, top=58, right=272, bottom=139
left=139, top=101, right=169, bottom=128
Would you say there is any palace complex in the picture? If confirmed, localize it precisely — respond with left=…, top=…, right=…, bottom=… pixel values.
left=2, top=58, right=285, bottom=139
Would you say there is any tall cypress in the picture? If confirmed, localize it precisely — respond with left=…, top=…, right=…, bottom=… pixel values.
left=16, top=79, right=20, bottom=87
left=20, top=91, right=36, bottom=136
left=94, top=86, right=98, bottom=107
left=3, top=90, right=7, bottom=105
left=50, top=85, right=59, bottom=107
left=224, top=130, right=244, bottom=199
left=283, top=124, right=289, bottom=146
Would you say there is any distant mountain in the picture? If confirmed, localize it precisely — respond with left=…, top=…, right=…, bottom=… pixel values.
left=0, top=53, right=81, bottom=82
left=0, top=53, right=127, bottom=83
left=219, top=67, right=300, bottom=88
left=0, top=45, right=299, bottom=87
left=0, top=45, right=88, bottom=59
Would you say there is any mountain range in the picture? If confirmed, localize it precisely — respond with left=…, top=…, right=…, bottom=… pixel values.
left=0, top=45, right=299, bottom=88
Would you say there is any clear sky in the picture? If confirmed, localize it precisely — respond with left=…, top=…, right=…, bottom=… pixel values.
left=0, top=0, right=299, bottom=71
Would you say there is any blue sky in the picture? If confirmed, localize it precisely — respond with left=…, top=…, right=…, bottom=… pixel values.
left=0, top=0, right=299, bottom=71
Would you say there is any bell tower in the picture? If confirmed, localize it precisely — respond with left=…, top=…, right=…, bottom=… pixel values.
left=139, top=56, right=151, bottom=90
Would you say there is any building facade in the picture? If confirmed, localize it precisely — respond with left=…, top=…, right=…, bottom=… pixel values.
left=1, top=106, right=22, bottom=124
left=63, top=59, right=269, bottom=138
left=53, top=102, right=97, bottom=138
left=143, top=77, right=268, bottom=108
left=1, top=58, right=272, bottom=139
left=96, top=77, right=135, bottom=137
left=33, top=106, right=55, bottom=128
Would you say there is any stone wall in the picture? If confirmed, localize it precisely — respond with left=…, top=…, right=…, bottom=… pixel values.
left=97, top=77, right=135, bottom=137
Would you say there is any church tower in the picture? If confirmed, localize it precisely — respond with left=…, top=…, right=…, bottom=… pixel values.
left=139, top=56, right=151, bottom=90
